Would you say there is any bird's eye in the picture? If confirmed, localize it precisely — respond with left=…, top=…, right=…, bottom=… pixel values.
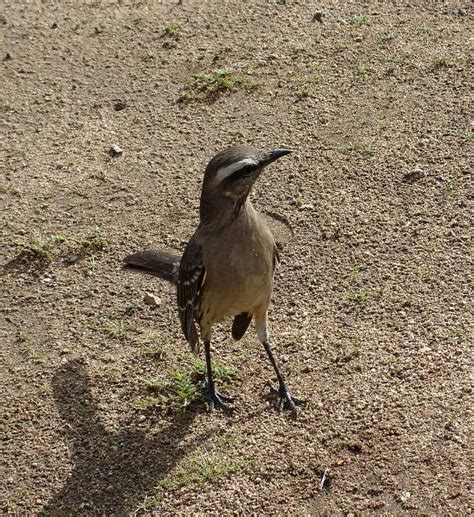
left=238, top=165, right=256, bottom=177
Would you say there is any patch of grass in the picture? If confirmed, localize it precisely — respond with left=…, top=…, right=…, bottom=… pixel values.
left=434, top=54, right=456, bottom=69
left=340, top=339, right=361, bottom=363
left=102, top=319, right=130, bottom=340
left=342, top=142, right=375, bottom=157
left=362, top=143, right=376, bottom=156
left=418, top=26, right=433, bottom=34
left=138, top=332, right=167, bottom=361
left=160, top=451, right=243, bottom=489
left=135, top=396, right=161, bottom=410
left=18, top=341, right=45, bottom=364
left=442, top=176, right=460, bottom=198
left=40, top=382, right=53, bottom=394
left=351, top=15, right=368, bottom=26
left=8, top=233, right=66, bottom=263
left=79, top=224, right=104, bottom=253
left=162, top=40, right=177, bottom=49
left=379, top=28, right=395, bottom=41
left=142, top=356, right=238, bottom=408
left=461, top=131, right=473, bottom=141
left=124, top=301, right=140, bottom=315
left=351, top=266, right=361, bottom=280
left=161, top=20, right=185, bottom=37
left=426, top=239, right=440, bottom=252
left=187, top=355, right=238, bottom=383
left=134, top=493, right=162, bottom=515
left=355, top=61, right=369, bottom=77
left=181, top=67, right=260, bottom=102
left=346, top=288, right=368, bottom=304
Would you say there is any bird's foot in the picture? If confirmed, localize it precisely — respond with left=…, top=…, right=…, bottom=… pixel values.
left=205, top=382, right=235, bottom=413
left=267, top=382, right=306, bottom=417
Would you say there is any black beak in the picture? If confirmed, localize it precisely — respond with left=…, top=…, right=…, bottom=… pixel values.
left=262, top=148, right=292, bottom=166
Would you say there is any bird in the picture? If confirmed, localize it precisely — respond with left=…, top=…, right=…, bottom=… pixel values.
left=125, top=145, right=304, bottom=416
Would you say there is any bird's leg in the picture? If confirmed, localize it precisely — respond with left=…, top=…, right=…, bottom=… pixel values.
left=204, top=340, right=234, bottom=412
left=257, top=317, right=305, bottom=417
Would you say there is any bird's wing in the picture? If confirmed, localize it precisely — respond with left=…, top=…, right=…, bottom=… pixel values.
left=177, top=237, right=206, bottom=352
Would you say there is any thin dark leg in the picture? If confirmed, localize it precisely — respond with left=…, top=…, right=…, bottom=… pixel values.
left=263, top=341, right=305, bottom=417
left=204, top=340, right=234, bottom=411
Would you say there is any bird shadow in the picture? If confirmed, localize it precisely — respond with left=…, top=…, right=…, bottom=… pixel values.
left=42, top=359, right=209, bottom=516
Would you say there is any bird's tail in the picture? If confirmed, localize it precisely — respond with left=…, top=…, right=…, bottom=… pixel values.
left=123, top=249, right=179, bottom=283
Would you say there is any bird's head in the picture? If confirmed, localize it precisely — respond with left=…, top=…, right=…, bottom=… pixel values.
left=200, top=145, right=292, bottom=221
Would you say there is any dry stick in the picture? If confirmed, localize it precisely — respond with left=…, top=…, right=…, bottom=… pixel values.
left=319, top=467, right=330, bottom=490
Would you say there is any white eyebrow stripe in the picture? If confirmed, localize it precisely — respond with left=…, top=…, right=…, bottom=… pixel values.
left=215, top=158, right=257, bottom=182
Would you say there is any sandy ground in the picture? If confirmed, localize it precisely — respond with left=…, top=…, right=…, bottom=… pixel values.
left=1, top=0, right=472, bottom=515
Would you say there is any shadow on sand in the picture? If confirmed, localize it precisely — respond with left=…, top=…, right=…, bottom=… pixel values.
left=43, top=359, right=209, bottom=516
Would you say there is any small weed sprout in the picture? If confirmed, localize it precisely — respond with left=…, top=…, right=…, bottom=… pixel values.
left=346, top=288, right=368, bottom=304
left=161, top=21, right=185, bottom=37
left=351, top=15, right=368, bottom=26
left=181, top=67, right=260, bottom=102
left=434, top=54, right=456, bottom=68
left=139, top=356, right=238, bottom=409
left=160, top=451, right=243, bottom=489
left=356, top=62, right=369, bottom=77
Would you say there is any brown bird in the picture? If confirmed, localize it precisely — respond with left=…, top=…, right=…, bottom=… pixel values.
left=125, top=145, right=304, bottom=416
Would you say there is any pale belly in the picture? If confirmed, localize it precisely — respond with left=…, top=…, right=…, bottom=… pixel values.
left=198, top=230, right=275, bottom=324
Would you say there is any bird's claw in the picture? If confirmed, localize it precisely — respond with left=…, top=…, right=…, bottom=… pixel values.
left=267, top=382, right=306, bottom=417
left=206, top=382, right=235, bottom=413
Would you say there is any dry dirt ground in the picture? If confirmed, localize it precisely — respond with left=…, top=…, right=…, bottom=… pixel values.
left=1, top=0, right=473, bottom=515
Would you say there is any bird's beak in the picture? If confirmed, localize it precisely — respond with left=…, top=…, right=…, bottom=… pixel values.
left=261, top=148, right=292, bottom=166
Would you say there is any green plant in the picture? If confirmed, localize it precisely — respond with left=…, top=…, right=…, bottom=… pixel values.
left=80, top=224, right=104, bottom=252
left=346, top=288, right=368, bottom=304
left=379, top=28, right=395, bottom=41
left=362, top=143, right=376, bottom=156
left=134, top=494, right=162, bottom=515
left=9, top=233, right=66, bottom=263
left=341, top=142, right=375, bottom=157
left=142, top=356, right=237, bottom=408
left=355, top=61, right=369, bottom=77
left=187, top=355, right=238, bottom=383
left=350, top=266, right=360, bottom=280
left=181, top=67, right=259, bottom=102
left=161, top=20, right=185, bottom=37
left=160, top=451, right=243, bottom=489
left=135, top=396, right=161, bottom=410
left=351, top=15, right=368, bottom=26
left=102, top=319, right=130, bottom=340
left=19, top=342, right=45, bottom=364
left=434, top=54, right=456, bottom=68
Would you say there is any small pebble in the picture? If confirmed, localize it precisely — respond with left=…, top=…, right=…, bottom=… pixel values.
left=64, top=253, right=80, bottom=264
left=143, top=293, right=161, bottom=307
left=400, top=490, right=411, bottom=502
left=299, top=203, right=314, bottom=211
left=312, top=11, right=326, bottom=23
left=110, top=144, right=123, bottom=156
left=403, top=167, right=424, bottom=183
left=344, top=315, right=355, bottom=327
left=113, top=100, right=127, bottom=111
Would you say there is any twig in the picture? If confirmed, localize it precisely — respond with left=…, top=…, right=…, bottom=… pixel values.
left=319, top=467, right=330, bottom=490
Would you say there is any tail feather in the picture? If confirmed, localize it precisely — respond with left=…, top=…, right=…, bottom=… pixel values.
left=123, top=249, right=179, bottom=283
